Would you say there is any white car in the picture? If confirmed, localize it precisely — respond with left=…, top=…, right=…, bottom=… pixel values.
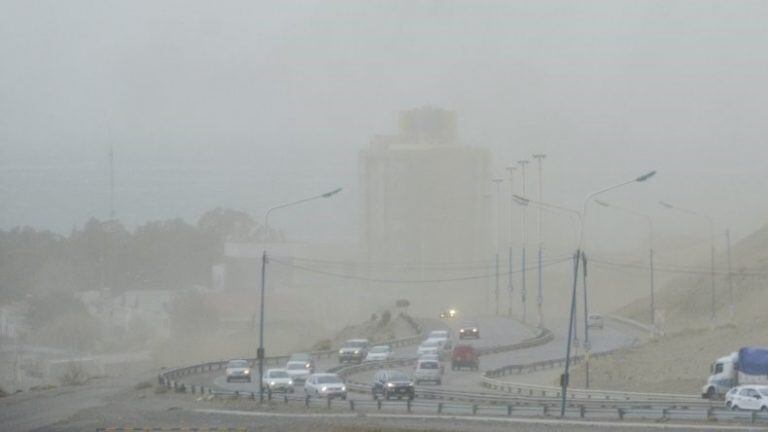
left=285, top=360, right=311, bottom=383
left=262, top=368, right=294, bottom=393
left=365, top=345, right=392, bottom=362
left=727, top=385, right=768, bottom=411
left=414, top=359, right=443, bottom=385
left=428, top=330, right=450, bottom=340
left=225, top=359, right=252, bottom=383
left=417, top=339, right=442, bottom=357
left=587, top=314, right=604, bottom=330
left=304, top=373, right=347, bottom=399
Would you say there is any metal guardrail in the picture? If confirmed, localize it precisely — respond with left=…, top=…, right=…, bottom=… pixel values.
left=159, top=314, right=425, bottom=390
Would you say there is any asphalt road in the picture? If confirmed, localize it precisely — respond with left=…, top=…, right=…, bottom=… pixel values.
left=191, top=315, right=637, bottom=400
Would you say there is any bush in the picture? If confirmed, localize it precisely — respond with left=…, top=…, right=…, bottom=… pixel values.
left=378, top=310, right=391, bottom=329
left=59, top=362, right=88, bottom=386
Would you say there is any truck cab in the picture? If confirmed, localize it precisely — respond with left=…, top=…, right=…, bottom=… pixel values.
left=702, top=352, right=737, bottom=399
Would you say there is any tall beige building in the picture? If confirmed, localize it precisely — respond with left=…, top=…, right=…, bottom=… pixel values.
left=359, top=108, right=492, bottom=313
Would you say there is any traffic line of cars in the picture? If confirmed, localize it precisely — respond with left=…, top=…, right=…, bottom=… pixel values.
left=222, top=322, right=484, bottom=401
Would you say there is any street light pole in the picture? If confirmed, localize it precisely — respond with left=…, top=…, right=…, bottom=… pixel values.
left=258, top=187, right=342, bottom=402
left=726, top=229, right=734, bottom=323
left=505, top=166, right=516, bottom=317
left=518, top=160, right=530, bottom=323
left=492, top=178, right=504, bottom=316
left=532, top=154, right=546, bottom=327
left=659, top=201, right=716, bottom=326
left=595, top=200, right=656, bottom=329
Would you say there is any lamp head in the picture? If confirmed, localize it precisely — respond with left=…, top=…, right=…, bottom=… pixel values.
left=636, top=171, right=657, bottom=182
left=512, top=194, right=530, bottom=206
left=322, top=188, right=343, bottom=198
left=595, top=199, right=610, bottom=208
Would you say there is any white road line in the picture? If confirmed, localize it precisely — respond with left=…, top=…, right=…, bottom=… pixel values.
left=193, top=408, right=768, bottom=430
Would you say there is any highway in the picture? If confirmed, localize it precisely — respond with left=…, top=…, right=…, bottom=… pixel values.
left=185, top=314, right=639, bottom=400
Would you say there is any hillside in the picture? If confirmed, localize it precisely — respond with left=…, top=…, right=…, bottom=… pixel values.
left=568, top=223, right=768, bottom=394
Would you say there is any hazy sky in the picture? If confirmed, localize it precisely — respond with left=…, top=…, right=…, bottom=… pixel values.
left=2, top=1, right=767, bottom=253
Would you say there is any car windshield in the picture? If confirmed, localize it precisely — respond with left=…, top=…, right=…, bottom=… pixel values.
left=419, top=361, right=439, bottom=369
left=317, top=375, right=342, bottom=384
left=227, top=360, right=248, bottom=368
left=388, top=371, right=409, bottom=381
left=287, top=362, right=305, bottom=370
left=371, top=346, right=390, bottom=353
left=269, top=371, right=289, bottom=378
left=344, top=341, right=367, bottom=348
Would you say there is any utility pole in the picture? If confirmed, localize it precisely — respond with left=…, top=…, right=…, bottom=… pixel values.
left=505, top=167, right=516, bottom=316
left=518, top=160, right=529, bottom=323
left=532, top=154, right=546, bottom=327
left=726, top=229, right=734, bottom=323
left=492, top=178, right=504, bottom=316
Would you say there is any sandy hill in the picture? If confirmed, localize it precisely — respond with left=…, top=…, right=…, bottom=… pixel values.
left=567, top=223, right=768, bottom=394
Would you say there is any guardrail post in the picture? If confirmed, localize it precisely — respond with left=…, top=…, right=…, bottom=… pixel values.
left=268, top=389, right=273, bottom=401
left=472, top=404, right=478, bottom=415
left=349, top=400, right=355, bottom=411
left=618, top=408, right=625, bottom=420
left=377, top=399, right=382, bottom=410
left=507, top=405, right=513, bottom=416
left=305, top=395, right=310, bottom=407
left=407, top=399, right=412, bottom=413
left=661, top=408, right=669, bottom=420
left=542, top=405, right=548, bottom=416
left=235, top=390, right=239, bottom=398
left=250, top=392, right=255, bottom=400
left=580, top=405, right=585, bottom=418
left=438, top=402, right=443, bottom=414
left=327, top=397, right=331, bottom=409
left=191, top=385, right=195, bottom=394
left=752, top=411, right=758, bottom=424
left=706, top=407, right=715, bottom=420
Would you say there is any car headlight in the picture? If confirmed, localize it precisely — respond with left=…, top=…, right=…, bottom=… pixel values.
left=288, top=379, right=294, bottom=385
left=321, top=386, right=327, bottom=392
left=473, top=328, right=477, bottom=332
left=244, top=370, right=250, bottom=374
left=305, top=363, right=311, bottom=368
left=339, top=349, right=344, bottom=354
left=387, top=382, right=395, bottom=387
left=354, top=350, right=359, bottom=354
left=341, top=385, right=346, bottom=391
left=269, top=381, right=276, bottom=386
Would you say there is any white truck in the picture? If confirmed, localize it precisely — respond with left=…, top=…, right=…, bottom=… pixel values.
left=702, top=347, right=768, bottom=399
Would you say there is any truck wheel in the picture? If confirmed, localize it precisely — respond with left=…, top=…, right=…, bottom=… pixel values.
left=732, top=404, right=740, bottom=411
left=705, top=387, right=716, bottom=400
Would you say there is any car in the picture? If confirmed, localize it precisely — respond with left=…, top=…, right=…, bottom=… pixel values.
left=372, top=370, right=415, bottom=400
left=261, top=368, right=294, bottom=393
left=587, top=314, right=604, bottom=330
left=225, top=359, right=252, bottom=383
left=338, top=338, right=370, bottom=364
left=418, top=353, right=445, bottom=374
left=414, top=359, right=442, bottom=385
left=459, top=323, right=480, bottom=339
left=725, top=387, right=740, bottom=407
left=285, top=360, right=311, bottom=383
left=451, top=344, right=479, bottom=371
left=288, top=353, right=316, bottom=373
left=364, top=345, right=393, bottom=362
left=428, top=330, right=451, bottom=340
left=727, top=385, right=768, bottom=411
left=304, top=373, right=347, bottom=400
left=439, top=309, right=457, bottom=319
left=417, top=339, right=443, bottom=357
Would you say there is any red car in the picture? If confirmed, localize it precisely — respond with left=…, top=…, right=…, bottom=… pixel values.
left=451, top=344, right=479, bottom=371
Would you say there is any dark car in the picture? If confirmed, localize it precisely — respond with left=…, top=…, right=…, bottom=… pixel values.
left=288, top=352, right=316, bottom=373
left=451, top=344, right=479, bottom=371
left=372, top=370, right=415, bottom=400
left=338, top=339, right=370, bottom=364
left=459, top=323, right=480, bottom=339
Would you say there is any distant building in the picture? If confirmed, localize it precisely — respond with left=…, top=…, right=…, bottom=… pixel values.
left=359, top=107, right=492, bottom=315
left=360, top=107, right=491, bottom=266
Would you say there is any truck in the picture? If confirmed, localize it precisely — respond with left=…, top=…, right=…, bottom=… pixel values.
left=702, top=347, right=768, bottom=399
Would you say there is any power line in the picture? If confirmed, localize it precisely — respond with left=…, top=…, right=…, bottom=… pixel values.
left=268, top=256, right=573, bottom=285
left=590, top=257, right=768, bottom=277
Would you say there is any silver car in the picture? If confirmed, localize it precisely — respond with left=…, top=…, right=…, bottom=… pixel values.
left=225, top=359, right=252, bottom=383
left=285, top=360, right=311, bottom=383
left=304, top=373, right=347, bottom=399
left=414, top=359, right=442, bottom=385
left=262, top=368, right=294, bottom=393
